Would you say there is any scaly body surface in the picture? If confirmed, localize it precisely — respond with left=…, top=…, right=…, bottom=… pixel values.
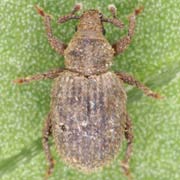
left=51, top=71, right=126, bottom=172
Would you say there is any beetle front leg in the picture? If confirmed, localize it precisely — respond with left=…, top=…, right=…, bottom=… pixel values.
left=35, top=5, right=67, bottom=55
left=43, top=113, right=55, bottom=179
left=121, top=113, right=133, bottom=180
left=116, top=72, right=162, bottom=99
left=112, top=7, right=143, bottom=55
left=14, top=68, right=64, bottom=84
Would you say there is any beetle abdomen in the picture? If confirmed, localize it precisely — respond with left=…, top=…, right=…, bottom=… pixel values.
left=51, top=71, right=126, bottom=172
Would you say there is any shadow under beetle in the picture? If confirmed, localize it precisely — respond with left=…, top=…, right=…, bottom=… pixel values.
left=14, top=3, right=162, bottom=180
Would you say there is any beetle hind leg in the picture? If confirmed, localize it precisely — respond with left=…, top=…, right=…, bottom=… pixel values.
left=115, top=72, right=163, bottom=99
left=121, top=113, right=133, bottom=180
left=42, top=113, right=55, bottom=179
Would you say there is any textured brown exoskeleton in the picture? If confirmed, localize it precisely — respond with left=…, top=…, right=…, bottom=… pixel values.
left=14, top=3, right=162, bottom=180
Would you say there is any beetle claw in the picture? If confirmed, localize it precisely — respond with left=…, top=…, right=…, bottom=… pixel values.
left=121, top=160, right=132, bottom=180
left=35, top=5, right=53, bottom=19
left=13, top=78, right=25, bottom=84
left=135, top=6, right=144, bottom=15
left=44, top=159, right=55, bottom=180
left=35, top=5, right=45, bottom=16
left=127, top=6, right=144, bottom=20
left=148, top=92, right=164, bottom=99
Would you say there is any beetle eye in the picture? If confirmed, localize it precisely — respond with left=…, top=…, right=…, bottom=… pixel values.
left=75, top=26, right=77, bottom=32
left=99, top=13, right=103, bottom=19
left=102, top=27, right=106, bottom=35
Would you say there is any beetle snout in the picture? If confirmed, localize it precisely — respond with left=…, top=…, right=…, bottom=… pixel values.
left=77, top=10, right=103, bottom=33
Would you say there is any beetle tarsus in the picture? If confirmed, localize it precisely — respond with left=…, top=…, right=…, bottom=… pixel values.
left=13, top=78, right=25, bottom=84
left=121, top=160, right=132, bottom=180
left=43, top=113, right=55, bottom=180
left=120, top=113, right=133, bottom=180
left=13, top=68, right=64, bottom=84
left=135, top=6, right=144, bottom=15
left=35, top=5, right=45, bottom=17
left=44, top=158, right=55, bottom=180
left=35, top=5, right=53, bottom=19
left=147, top=91, right=164, bottom=99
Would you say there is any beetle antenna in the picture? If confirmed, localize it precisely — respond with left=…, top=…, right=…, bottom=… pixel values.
left=57, top=3, right=82, bottom=24
left=101, top=16, right=124, bottom=29
left=101, top=4, right=124, bottom=29
left=108, top=4, right=117, bottom=18
left=71, top=3, right=83, bottom=14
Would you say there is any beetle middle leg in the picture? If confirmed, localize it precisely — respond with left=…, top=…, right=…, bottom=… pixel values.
left=42, top=112, right=55, bottom=179
left=116, top=72, right=162, bottom=99
left=14, top=68, right=64, bottom=84
left=121, top=113, right=133, bottom=180
left=112, top=7, right=143, bottom=55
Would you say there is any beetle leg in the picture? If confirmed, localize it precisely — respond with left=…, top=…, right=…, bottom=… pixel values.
left=43, top=113, right=55, bottom=179
left=121, top=113, right=133, bottom=180
left=14, top=68, right=64, bottom=84
left=35, top=5, right=67, bottom=55
left=112, top=7, right=143, bottom=55
left=115, top=72, right=163, bottom=99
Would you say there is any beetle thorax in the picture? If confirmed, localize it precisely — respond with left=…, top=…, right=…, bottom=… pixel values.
left=64, top=10, right=115, bottom=76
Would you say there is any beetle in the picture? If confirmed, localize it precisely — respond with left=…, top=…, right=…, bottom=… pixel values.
left=14, top=3, right=161, bottom=180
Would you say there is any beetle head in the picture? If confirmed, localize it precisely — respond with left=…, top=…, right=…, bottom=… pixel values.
left=58, top=3, right=124, bottom=36
left=77, top=10, right=104, bottom=33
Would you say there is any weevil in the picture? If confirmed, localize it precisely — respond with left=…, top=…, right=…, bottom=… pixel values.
left=14, top=3, right=162, bottom=180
